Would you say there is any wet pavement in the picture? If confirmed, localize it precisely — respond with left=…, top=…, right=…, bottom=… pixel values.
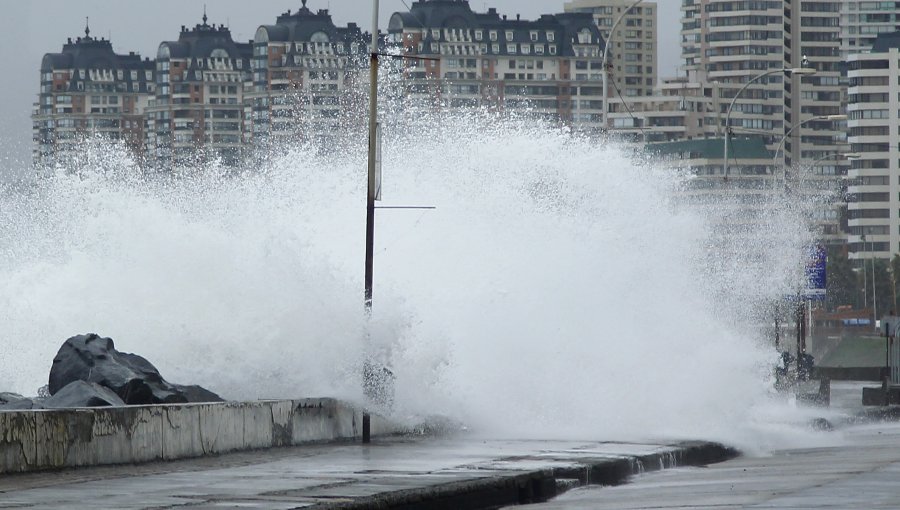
left=0, top=381, right=893, bottom=509
left=517, top=422, right=900, bottom=509
left=517, top=380, right=900, bottom=510
left=0, top=437, right=729, bottom=509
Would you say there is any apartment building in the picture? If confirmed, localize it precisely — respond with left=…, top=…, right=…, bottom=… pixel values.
left=840, top=0, right=900, bottom=59
left=845, top=31, right=900, bottom=264
left=679, top=0, right=845, bottom=243
left=563, top=0, right=657, bottom=97
left=387, top=0, right=607, bottom=128
left=247, top=1, right=369, bottom=149
left=144, top=14, right=252, bottom=167
left=33, top=24, right=155, bottom=168
left=605, top=76, right=720, bottom=142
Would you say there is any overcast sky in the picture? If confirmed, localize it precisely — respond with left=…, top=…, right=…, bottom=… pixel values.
left=0, top=0, right=680, bottom=171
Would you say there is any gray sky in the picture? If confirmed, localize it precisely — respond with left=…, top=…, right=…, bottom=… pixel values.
left=0, top=1, right=680, bottom=171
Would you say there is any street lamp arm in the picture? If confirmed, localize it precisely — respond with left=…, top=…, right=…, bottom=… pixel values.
left=601, top=0, right=643, bottom=129
left=725, top=68, right=790, bottom=129
left=600, top=0, right=643, bottom=72
left=723, top=67, right=815, bottom=178
left=772, top=114, right=847, bottom=169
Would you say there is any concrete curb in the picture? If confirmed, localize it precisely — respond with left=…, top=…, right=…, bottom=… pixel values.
left=0, top=398, right=397, bottom=474
left=311, top=441, right=738, bottom=509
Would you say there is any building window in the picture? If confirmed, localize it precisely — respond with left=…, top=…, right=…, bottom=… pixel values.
left=506, top=31, right=514, bottom=41
left=530, top=31, right=538, bottom=42
left=507, top=44, right=517, bottom=54
left=547, top=32, right=555, bottom=42
left=475, top=30, right=483, bottom=40
left=549, top=45, right=557, bottom=55
left=490, top=31, right=497, bottom=41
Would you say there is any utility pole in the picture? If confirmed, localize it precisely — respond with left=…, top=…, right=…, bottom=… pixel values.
left=363, top=0, right=379, bottom=445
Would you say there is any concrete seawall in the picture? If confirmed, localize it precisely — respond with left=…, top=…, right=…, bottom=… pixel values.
left=0, top=398, right=396, bottom=474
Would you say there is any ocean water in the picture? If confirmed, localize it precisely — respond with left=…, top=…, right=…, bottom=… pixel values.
left=0, top=112, right=837, bottom=452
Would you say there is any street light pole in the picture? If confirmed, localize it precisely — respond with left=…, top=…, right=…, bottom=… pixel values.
left=872, top=237, right=878, bottom=328
left=772, top=114, right=847, bottom=178
left=601, top=0, right=643, bottom=130
left=363, top=0, right=380, bottom=445
left=862, top=234, right=868, bottom=310
left=723, top=67, right=815, bottom=179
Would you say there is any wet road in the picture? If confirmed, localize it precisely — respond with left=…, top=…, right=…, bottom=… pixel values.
left=519, top=382, right=900, bottom=510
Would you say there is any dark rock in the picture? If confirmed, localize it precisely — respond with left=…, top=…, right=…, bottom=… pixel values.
left=173, top=384, right=224, bottom=403
left=809, top=417, right=834, bottom=431
left=49, top=333, right=223, bottom=405
left=0, top=398, right=38, bottom=410
left=43, top=381, right=126, bottom=408
left=0, top=392, right=26, bottom=404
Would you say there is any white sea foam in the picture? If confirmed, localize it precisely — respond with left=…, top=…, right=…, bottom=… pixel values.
left=0, top=112, right=833, bottom=451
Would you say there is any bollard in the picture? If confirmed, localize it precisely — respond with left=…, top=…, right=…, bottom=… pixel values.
left=818, top=378, right=830, bottom=407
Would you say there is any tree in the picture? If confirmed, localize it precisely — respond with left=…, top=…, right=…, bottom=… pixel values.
left=891, top=254, right=900, bottom=313
left=826, top=247, right=859, bottom=311
left=871, top=258, right=893, bottom=318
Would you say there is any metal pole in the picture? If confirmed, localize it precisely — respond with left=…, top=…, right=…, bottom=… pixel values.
left=363, top=0, right=379, bottom=445
left=796, top=296, right=803, bottom=377
left=872, top=238, right=878, bottom=329
left=862, top=234, right=868, bottom=309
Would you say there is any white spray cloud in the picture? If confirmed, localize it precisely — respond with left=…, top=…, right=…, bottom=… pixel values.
left=0, top=115, right=835, bottom=451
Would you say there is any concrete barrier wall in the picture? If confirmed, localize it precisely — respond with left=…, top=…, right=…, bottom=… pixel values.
left=813, top=366, right=882, bottom=381
left=0, top=399, right=398, bottom=474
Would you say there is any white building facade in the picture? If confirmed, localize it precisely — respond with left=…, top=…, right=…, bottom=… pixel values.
left=846, top=33, right=900, bottom=264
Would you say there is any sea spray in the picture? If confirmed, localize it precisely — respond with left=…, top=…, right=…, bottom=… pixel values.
left=0, top=112, right=836, bottom=451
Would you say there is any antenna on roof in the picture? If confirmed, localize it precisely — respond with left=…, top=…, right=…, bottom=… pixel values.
left=203, top=4, right=208, bottom=25
left=85, top=17, right=91, bottom=38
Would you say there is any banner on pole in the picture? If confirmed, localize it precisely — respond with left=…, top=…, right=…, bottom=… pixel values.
left=804, top=244, right=827, bottom=300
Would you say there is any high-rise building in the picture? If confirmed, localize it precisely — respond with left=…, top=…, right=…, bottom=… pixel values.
left=563, top=0, right=657, bottom=97
left=144, top=13, right=252, bottom=168
left=840, top=1, right=900, bottom=59
left=247, top=1, right=369, bottom=149
left=33, top=24, right=155, bottom=168
left=845, top=32, right=900, bottom=264
left=679, top=0, right=846, bottom=244
left=387, top=0, right=607, bottom=128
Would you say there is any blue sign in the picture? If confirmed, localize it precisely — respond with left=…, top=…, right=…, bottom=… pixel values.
left=805, top=244, right=827, bottom=299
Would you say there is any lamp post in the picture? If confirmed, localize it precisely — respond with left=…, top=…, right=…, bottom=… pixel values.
left=778, top=150, right=859, bottom=191
left=872, top=235, right=878, bottom=328
left=862, top=234, right=868, bottom=310
left=362, top=0, right=380, bottom=445
left=601, top=0, right=643, bottom=130
left=772, top=114, right=847, bottom=175
left=723, top=67, right=816, bottom=179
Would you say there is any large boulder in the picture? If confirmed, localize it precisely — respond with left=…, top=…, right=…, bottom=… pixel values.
left=43, top=381, right=126, bottom=408
left=49, top=334, right=224, bottom=405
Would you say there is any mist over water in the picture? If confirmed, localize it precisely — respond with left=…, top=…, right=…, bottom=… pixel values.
left=0, top=112, right=835, bottom=451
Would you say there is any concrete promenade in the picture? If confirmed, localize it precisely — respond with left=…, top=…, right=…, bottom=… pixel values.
left=0, top=437, right=734, bottom=509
